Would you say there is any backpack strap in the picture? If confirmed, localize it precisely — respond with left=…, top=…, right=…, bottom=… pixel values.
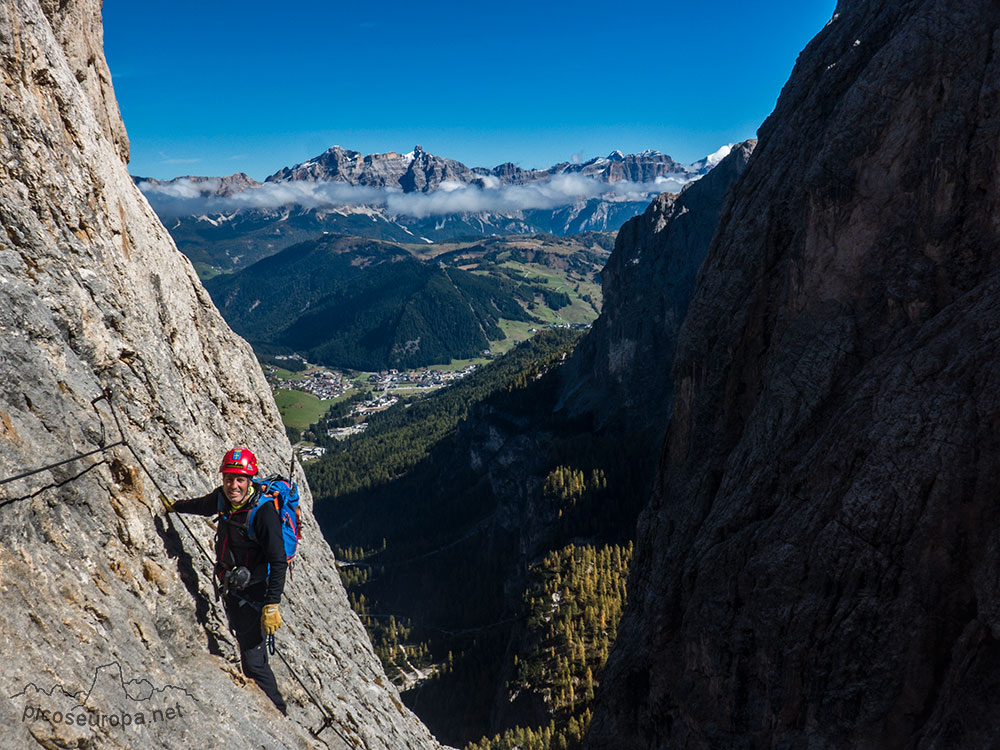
left=244, top=481, right=267, bottom=541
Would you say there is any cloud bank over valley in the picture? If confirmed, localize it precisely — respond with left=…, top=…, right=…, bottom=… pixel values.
left=138, top=171, right=695, bottom=219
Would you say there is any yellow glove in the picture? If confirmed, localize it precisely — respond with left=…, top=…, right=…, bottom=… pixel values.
left=261, top=604, right=283, bottom=635
left=160, top=495, right=175, bottom=513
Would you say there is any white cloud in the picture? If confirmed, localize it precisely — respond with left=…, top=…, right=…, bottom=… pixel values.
left=138, top=172, right=696, bottom=219
left=141, top=177, right=220, bottom=200
left=228, top=181, right=389, bottom=211
left=703, top=144, right=732, bottom=168
left=138, top=178, right=390, bottom=216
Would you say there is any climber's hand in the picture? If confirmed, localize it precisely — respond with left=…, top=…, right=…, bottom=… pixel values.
left=160, top=495, right=175, bottom=513
left=262, top=604, right=283, bottom=635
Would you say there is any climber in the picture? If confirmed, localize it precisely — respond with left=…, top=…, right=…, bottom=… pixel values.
left=162, top=447, right=287, bottom=714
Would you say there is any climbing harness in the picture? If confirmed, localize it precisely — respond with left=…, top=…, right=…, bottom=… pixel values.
left=218, top=565, right=252, bottom=599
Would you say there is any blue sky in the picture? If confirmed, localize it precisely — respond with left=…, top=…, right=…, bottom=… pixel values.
left=102, top=0, right=836, bottom=181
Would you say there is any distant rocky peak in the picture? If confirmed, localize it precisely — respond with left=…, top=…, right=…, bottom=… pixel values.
left=324, top=144, right=360, bottom=159
left=686, top=143, right=734, bottom=173
left=262, top=144, right=720, bottom=192
left=132, top=172, right=262, bottom=198
left=215, top=172, right=262, bottom=195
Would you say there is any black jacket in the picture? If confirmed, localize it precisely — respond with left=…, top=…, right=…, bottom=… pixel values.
left=172, top=484, right=288, bottom=605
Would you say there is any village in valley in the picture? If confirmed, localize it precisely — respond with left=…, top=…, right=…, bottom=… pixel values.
left=262, top=324, right=590, bottom=462
left=261, top=353, right=479, bottom=461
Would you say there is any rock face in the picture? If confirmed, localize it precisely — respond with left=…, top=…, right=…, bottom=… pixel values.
left=266, top=144, right=474, bottom=192
left=558, top=140, right=755, bottom=432
left=0, top=1, right=440, bottom=748
left=37, top=0, right=129, bottom=162
left=587, top=0, right=1000, bottom=747
left=264, top=145, right=690, bottom=193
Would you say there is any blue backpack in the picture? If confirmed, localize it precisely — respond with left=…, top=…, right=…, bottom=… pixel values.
left=247, top=475, right=301, bottom=565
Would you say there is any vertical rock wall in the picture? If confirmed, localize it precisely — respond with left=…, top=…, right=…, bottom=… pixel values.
left=588, top=0, right=1000, bottom=747
left=0, top=1, right=439, bottom=747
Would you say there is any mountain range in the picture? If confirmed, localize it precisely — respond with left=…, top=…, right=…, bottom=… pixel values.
left=135, top=144, right=730, bottom=272
left=263, top=143, right=711, bottom=190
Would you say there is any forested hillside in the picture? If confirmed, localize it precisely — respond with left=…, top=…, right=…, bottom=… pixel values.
left=464, top=543, right=633, bottom=750
left=205, top=233, right=607, bottom=370
left=304, top=330, right=652, bottom=747
left=206, top=234, right=533, bottom=369
left=307, top=331, right=580, bottom=497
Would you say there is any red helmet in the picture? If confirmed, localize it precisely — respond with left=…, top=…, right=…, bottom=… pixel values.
left=219, top=447, right=258, bottom=476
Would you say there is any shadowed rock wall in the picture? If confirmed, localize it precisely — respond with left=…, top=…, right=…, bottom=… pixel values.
left=588, top=0, right=1000, bottom=747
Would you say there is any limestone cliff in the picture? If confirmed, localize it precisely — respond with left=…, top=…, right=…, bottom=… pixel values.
left=0, top=1, right=439, bottom=747
left=588, top=0, right=1000, bottom=747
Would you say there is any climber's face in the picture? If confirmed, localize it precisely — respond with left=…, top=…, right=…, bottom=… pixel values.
left=222, top=474, right=250, bottom=507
